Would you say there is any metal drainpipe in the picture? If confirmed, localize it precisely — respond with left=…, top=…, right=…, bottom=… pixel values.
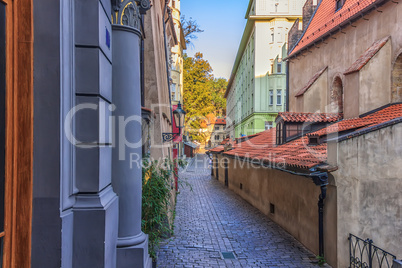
left=286, top=61, right=290, bottom=112
left=162, top=0, right=174, bottom=134
left=141, top=14, right=145, bottom=107
left=318, top=184, right=327, bottom=257
left=307, top=171, right=328, bottom=258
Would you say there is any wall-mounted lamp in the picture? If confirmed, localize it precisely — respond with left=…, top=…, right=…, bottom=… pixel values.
left=162, top=102, right=186, bottom=142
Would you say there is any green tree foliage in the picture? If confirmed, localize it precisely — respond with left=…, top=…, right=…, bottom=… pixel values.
left=183, top=52, right=227, bottom=142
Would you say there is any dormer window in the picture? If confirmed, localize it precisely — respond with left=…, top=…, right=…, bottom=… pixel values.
left=336, top=0, right=345, bottom=11
left=308, top=135, right=320, bottom=145
left=275, top=112, right=343, bottom=145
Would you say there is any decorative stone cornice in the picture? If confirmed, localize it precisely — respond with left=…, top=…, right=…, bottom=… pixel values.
left=111, top=0, right=150, bottom=30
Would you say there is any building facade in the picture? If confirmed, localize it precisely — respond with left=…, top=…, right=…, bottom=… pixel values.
left=0, top=0, right=179, bottom=267
left=169, top=0, right=186, bottom=106
left=225, top=0, right=305, bottom=139
left=287, top=0, right=402, bottom=266
left=211, top=0, right=402, bottom=267
left=169, top=0, right=186, bottom=157
left=208, top=118, right=227, bottom=148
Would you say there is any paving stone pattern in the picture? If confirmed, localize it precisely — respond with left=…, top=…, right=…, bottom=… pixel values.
left=157, top=156, right=321, bottom=268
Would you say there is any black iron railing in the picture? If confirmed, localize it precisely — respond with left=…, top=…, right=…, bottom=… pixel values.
left=349, top=233, right=396, bottom=268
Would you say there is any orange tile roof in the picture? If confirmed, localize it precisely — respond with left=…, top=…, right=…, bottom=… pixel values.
left=308, top=103, right=402, bottom=137
left=277, top=112, right=342, bottom=123
left=223, top=103, right=402, bottom=170
left=295, top=67, right=327, bottom=97
left=209, top=145, right=225, bottom=153
left=290, top=0, right=386, bottom=56
left=215, top=118, right=226, bottom=125
left=344, top=36, right=390, bottom=75
left=220, top=138, right=232, bottom=145
left=224, top=129, right=326, bottom=169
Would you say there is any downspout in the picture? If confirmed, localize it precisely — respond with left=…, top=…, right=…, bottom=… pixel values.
left=162, top=0, right=174, bottom=133
left=286, top=61, right=289, bottom=112
left=309, top=171, right=328, bottom=258
left=141, top=14, right=145, bottom=107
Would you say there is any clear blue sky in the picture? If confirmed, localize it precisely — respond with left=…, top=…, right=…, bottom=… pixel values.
left=181, top=0, right=248, bottom=80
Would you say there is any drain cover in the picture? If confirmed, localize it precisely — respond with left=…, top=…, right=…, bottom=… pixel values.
left=221, top=251, right=236, bottom=259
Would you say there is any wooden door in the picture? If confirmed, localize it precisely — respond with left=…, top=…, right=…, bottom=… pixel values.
left=1, top=0, right=34, bottom=267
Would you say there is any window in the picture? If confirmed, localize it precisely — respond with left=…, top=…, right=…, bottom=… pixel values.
left=215, top=126, right=219, bottom=130
left=270, top=28, right=274, bottom=43
left=277, top=32, right=282, bottom=43
left=277, top=89, right=282, bottom=105
left=265, top=121, right=273, bottom=130
left=171, top=84, right=176, bottom=100
left=215, top=135, right=219, bottom=140
left=286, top=124, right=302, bottom=138
left=336, top=0, right=344, bottom=11
left=269, top=90, right=274, bottom=105
left=276, top=122, right=283, bottom=145
left=277, top=63, right=282, bottom=73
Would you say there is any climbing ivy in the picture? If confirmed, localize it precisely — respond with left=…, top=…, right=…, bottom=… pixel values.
left=141, top=157, right=188, bottom=260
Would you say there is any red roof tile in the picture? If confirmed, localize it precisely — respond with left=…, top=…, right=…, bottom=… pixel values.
left=220, top=137, right=232, bottom=145
left=224, top=103, right=402, bottom=170
left=209, top=145, right=225, bottom=153
left=215, top=118, right=226, bottom=125
left=295, top=67, right=328, bottom=97
left=290, top=0, right=385, bottom=56
left=308, top=103, right=402, bottom=137
left=277, top=112, right=343, bottom=123
left=344, top=36, right=390, bottom=75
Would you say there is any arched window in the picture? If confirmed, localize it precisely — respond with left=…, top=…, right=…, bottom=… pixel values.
left=392, top=53, right=402, bottom=102
left=330, top=77, right=344, bottom=113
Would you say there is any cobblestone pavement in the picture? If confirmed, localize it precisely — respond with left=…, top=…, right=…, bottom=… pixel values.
left=157, top=155, right=322, bottom=268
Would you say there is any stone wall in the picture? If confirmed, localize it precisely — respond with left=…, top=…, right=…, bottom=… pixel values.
left=288, top=1, right=402, bottom=117
left=336, top=123, right=402, bottom=268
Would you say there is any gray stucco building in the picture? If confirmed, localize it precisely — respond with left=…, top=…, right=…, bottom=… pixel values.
left=1, top=0, right=160, bottom=267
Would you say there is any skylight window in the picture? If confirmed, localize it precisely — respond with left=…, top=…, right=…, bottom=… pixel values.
left=336, top=0, right=345, bottom=11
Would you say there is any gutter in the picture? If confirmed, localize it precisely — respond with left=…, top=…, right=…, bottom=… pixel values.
left=162, top=0, right=174, bottom=134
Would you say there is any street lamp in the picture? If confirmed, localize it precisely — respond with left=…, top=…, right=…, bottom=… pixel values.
left=162, top=102, right=186, bottom=142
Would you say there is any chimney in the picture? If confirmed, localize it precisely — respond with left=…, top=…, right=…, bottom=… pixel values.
left=288, top=18, right=303, bottom=53
left=302, top=0, right=319, bottom=33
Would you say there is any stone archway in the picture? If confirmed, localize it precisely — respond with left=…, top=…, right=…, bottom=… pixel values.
left=392, top=53, right=402, bottom=102
left=330, top=76, right=344, bottom=113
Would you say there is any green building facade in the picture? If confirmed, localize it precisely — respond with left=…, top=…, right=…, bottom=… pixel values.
left=225, top=0, right=303, bottom=139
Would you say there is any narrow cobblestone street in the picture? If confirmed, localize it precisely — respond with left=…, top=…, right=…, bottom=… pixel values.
left=157, top=154, right=321, bottom=267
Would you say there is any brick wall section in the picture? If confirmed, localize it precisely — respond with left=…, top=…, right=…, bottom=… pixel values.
left=288, top=19, right=302, bottom=53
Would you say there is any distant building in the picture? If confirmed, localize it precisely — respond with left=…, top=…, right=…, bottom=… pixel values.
left=208, top=118, right=227, bottom=148
left=169, top=0, right=186, bottom=106
left=225, top=0, right=306, bottom=138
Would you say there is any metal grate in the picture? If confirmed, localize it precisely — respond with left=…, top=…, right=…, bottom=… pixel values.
left=221, top=252, right=236, bottom=260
